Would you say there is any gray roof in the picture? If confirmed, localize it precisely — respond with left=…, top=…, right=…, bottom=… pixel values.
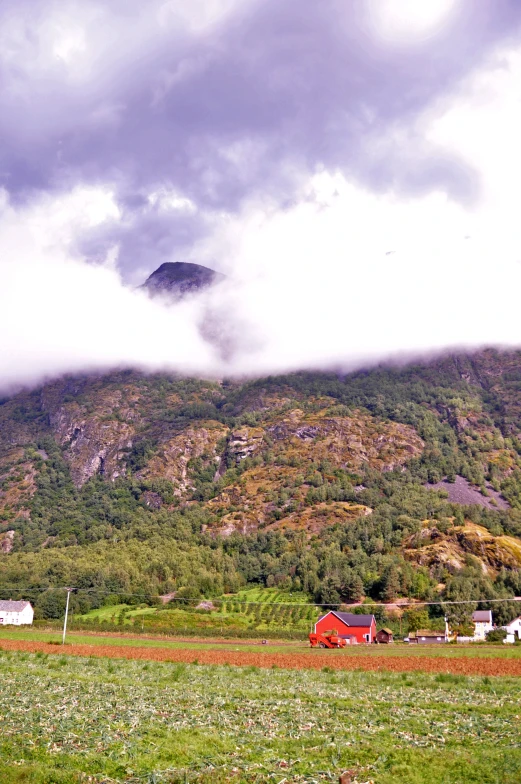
left=320, top=611, right=375, bottom=627
left=473, top=610, right=492, bottom=623
left=0, top=600, right=31, bottom=612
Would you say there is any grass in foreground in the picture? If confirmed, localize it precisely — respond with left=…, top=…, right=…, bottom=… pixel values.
left=0, top=650, right=520, bottom=783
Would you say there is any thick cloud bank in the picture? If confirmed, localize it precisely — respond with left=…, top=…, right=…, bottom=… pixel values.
left=1, top=0, right=521, bottom=389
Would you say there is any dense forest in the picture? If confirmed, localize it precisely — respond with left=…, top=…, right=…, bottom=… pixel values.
left=2, top=349, right=521, bottom=630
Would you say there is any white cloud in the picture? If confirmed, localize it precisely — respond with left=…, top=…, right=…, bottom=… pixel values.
left=368, top=0, right=460, bottom=44
left=426, top=49, right=521, bottom=249
left=2, top=34, right=521, bottom=389
left=158, top=0, right=254, bottom=34
left=147, top=188, right=197, bottom=214
left=194, top=43, right=521, bottom=372
left=6, top=186, right=120, bottom=254
left=0, top=0, right=240, bottom=142
left=0, top=189, right=217, bottom=391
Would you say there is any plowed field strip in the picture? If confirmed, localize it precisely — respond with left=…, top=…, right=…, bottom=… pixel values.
left=2, top=638, right=521, bottom=676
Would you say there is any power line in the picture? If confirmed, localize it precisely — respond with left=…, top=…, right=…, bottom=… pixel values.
left=1, top=583, right=520, bottom=609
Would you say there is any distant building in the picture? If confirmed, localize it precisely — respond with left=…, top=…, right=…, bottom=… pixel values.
left=315, top=611, right=376, bottom=643
left=472, top=610, right=493, bottom=641
left=503, top=617, right=521, bottom=641
left=409, top=629, right=447, bottom=644
left=344, top=635, right=358, bottom=645
left=375, top=628, right=394, bottom=644
left=0, top=600, right=34, bottom=626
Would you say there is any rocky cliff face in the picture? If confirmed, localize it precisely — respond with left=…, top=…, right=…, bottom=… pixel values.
left=0, top=375, right=424, bottom=532
left=404, top=522, right=521, bottom=574
left=0, top=529, right=14, bottom=553
left=45, top=391, right=141, bottom=487
left=138, top=422, right=228, bottom=497
left=3, top=348, right=521, bottom=578
left=205, top=405, right=422, bottom=535
left=264, top=407, right=422, bottom=473
left=0, top=448, right=37, bottom=523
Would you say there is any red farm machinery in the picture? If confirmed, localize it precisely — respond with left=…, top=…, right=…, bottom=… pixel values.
left=309, top=630, right=346, bottom=648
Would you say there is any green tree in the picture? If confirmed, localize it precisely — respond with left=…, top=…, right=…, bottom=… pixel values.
left=405, top=607, right=429, bottom=632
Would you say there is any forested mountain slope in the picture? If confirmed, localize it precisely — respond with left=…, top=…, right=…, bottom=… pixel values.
left=2, top=348, right=521, bottom=625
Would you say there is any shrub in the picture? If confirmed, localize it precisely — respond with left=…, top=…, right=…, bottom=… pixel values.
left=486, top=628, right=507, bottom=643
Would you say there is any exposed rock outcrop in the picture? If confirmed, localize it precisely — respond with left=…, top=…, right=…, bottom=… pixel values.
left=266, top=408, right=424, bottom=473
left=228, top=427, right=265, bottom=463
left=0, top=529, right=15, bottom=553
left=139, top=422, right=228, bottom=496
left=49, top=404, right=135, bottom=487
left=404, top=522, right=521, bottom=575
left=39, top=383, right=144, bottom=487
left=0, top=448, right=38, bottom=521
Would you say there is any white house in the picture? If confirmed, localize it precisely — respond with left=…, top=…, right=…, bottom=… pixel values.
left=472, top=610, right=493, bottom=640
left=0, top=600, right=34, bottom=626
left=503, top=617, right=521, bottom=641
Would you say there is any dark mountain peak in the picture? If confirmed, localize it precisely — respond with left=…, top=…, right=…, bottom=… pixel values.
left=143, top=262, right=225, bottom=298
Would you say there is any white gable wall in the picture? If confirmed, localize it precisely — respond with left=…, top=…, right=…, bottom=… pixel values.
left=504, top=618, right=521, bottom=639
left=0, top=604, right=34, bottom=626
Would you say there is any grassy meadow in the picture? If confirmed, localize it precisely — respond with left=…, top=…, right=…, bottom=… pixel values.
left=0, top=649, right=520, bottom=784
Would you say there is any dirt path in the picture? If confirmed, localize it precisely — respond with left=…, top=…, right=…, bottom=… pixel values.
left=2, top=638, right=521, bottom=676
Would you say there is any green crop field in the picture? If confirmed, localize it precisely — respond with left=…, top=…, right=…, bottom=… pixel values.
left=231, top=587, right=314, bottom=604
left=72, top=587, right=319, bottom=638
left=0, top=650, right=520, bottom=784
left=77, top=604, right=159, bottom=622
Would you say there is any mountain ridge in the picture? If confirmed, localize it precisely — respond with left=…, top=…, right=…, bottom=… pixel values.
left=2, top=346, right=521, bottom=624
left=142, top=261, right=225, bottom=298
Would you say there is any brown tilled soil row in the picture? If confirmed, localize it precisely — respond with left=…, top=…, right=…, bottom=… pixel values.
left=2, top=639, right=521, bottom=676
left=68, top=631, right=298, bottom=646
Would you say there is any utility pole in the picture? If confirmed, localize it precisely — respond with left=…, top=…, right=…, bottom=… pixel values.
left=62, top=587, right=73, bottom=645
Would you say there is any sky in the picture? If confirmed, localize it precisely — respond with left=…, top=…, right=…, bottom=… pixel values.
left=2, top=0, right=521, bottom=389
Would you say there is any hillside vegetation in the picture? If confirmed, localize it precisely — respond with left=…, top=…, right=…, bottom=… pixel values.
left=2, top=349, right=521, bottom=629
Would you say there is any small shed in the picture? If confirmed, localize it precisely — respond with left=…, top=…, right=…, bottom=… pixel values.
left=375, top=628, right=394, bottom=644
left=413, top=629, right=447, bottom=644
left=344, top=634, right=358, bottom=645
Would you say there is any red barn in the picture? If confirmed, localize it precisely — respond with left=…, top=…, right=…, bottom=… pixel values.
left=315, top=611, right=376, bottom=644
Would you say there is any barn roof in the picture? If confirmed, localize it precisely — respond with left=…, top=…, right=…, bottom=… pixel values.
left=379, top=628, right=393, bottom=635
left=0, top=600, right=31, bottom=612
left=473, top=610, right=492, bottom=623
left=319, top=611, right=375, bottom=627
left=334, top=612, right=375, bottom=627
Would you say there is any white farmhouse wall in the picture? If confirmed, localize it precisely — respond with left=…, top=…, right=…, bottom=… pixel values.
left=504, top=618, right=521, bottom=639
left=0, top=602, right=34, bottom=626
left=473, top=621, right=493, bottom=641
